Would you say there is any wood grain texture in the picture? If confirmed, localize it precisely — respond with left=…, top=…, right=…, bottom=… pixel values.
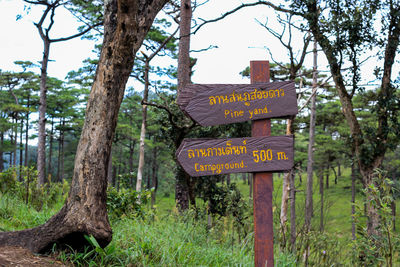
left=177, top=81, right=297, bottom=126
left=176, top=136, right=293, bottom=176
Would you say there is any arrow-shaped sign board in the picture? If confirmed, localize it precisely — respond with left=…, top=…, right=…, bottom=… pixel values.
left=177, top=81, right=297, bottom=126
left=176, top=136, right=294, bottom=177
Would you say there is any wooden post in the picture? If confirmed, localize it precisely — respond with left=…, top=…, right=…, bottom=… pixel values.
left=251, top=60, right=274, bottom=267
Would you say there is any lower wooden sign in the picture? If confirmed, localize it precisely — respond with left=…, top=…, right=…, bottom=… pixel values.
left=176, top=135, right=294, bottom=176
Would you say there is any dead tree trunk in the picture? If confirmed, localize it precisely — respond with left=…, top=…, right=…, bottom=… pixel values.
left=0, top=0, right=168, bottom=253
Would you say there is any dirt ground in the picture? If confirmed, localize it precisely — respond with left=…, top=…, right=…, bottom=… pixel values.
left=0, top=246, right=69, bottom=267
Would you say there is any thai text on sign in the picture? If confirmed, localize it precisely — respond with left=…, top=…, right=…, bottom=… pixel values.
left=176, top=136, right=294, bottom=176
left=177, top=81, right=297, bottom=126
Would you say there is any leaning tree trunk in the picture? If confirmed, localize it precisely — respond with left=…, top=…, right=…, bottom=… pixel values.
left=0, top=0, right=168, bottom=253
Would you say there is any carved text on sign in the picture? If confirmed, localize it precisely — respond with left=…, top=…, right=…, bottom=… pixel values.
left=177, top=81, right=297, bottom=126
left=176, top=136, right=294, bottom=176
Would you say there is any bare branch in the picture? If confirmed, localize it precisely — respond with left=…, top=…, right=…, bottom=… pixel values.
left=51, top=22, right=102, bottom=42
left=190, top=45, right=217, bottom=53
left=193, top=1, right=301, bottom=35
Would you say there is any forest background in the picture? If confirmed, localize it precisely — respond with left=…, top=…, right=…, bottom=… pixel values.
left=0, top=0, right=399, bottom=266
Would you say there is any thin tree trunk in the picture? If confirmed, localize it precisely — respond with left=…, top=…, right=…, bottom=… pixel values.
left=280, top=170, right=290, bottom=243
left=19, top=118, right=24, bottom=181
left=242, top=173, right=247, bottom=184
left=332, top=165, right=338, bottom=184
left=319, top=171, right=324, bottom=232
left=305, top=39, right=318, bottom=229
left=391, top=201, right=396, bottom=231
left=289, top=169, right=296, bottom=253
left=0, top=132, right=4, bottom=171
left=136, top=60, right=149, bottom=192
left=136, top=26, right=177, bottom=192
left=351, top=157, right=356, bottom=240
left=59, top=120, right=65, bottom=182
left=151, top=146, right=158, bottom=208
left=175, top=0, right=193, bottom=212
left=24, top=96, right=30, bottom=167
left=281, top=117, right=295, bottom=247
left=13, top=117, right=18, bottom=168
left=249, top=173, right=253, bottom=199
left=129, top=140, right=135, bottom=187
left=37, top=39, right=50, bottom=186
left=48, top=118, right=54, bottom=181
left=325, top=165, right=329, bottom=189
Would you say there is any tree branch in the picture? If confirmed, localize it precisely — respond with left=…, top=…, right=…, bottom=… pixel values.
left=51, top=23, right=102, bottom=43
left=193, top=1, right=302, bottom=35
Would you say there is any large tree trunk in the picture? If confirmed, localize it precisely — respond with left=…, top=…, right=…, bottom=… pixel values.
left=0, top=0, right=168, bottom=253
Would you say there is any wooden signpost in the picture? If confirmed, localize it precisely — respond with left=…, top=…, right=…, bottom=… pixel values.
left=176, top=136, right=294, bottom=176
left=177, top=61, right=297, bottom=267
left=177, top=81, right=297, bottom=126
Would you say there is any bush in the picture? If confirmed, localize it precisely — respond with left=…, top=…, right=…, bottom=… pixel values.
left=351, top=170, right=400, bottom=266
left=0, top=166, right=68, bottom=211
left=106, top=187, right=152, bottom=219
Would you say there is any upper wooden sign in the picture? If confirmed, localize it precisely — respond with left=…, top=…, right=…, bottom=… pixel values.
left=177, top=81, right=298, bottom=126
left=176, top=135, right=294, bottom=177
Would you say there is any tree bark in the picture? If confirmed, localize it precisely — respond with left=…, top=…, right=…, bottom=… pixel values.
left=48, top=118, right=54, bottom=180
left=305, top=39, right=318, bottom=229
left=0, top=0, right=168, bottom=253
left=175, top=0, right=193, bottom=211
left=325, top=165, right=329, bottom=189
left=319, top=171, right=324, bottom=232
left=0, top=132, right=4, bottom=172
left=151, top=145, right=158, bottom=208
left=24, top=95, right=30, bottom=167
left=351, top=156, right=356, bottom=240
left=289, top=168, right=296, bottom=253
left=136, top=59, right=150, bottom=192
left=37, top=39, right=50, bottom=186
left=57, top=120, right=65, bottom=183
left=19, top=119, right=24, bottom=181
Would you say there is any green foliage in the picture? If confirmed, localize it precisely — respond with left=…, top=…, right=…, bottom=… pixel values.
left=351, top=170, right=400, bottom=266
left=296, top=230, right=344, bottom=266
left=106, top=187, right=152, bottom=220
left=0, top=166, right=68, bottom=211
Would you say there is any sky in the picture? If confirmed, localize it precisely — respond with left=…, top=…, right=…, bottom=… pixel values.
left=0, top=0, right=319, bottom=86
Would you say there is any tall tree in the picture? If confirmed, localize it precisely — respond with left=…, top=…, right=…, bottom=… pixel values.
left=136, top=23, right=178, bottom=192
left=0, top=0, right=169, bottom=253
left=175, top=0, right=193, bottom=211
left=295, top=0, right=400, bottom=236
left=22, top=0, right=102, bottom=185
left=305, top=39, right=318, bottom=230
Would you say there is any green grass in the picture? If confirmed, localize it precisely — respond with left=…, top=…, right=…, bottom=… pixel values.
left=0, top=167, right=399, bottom=266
